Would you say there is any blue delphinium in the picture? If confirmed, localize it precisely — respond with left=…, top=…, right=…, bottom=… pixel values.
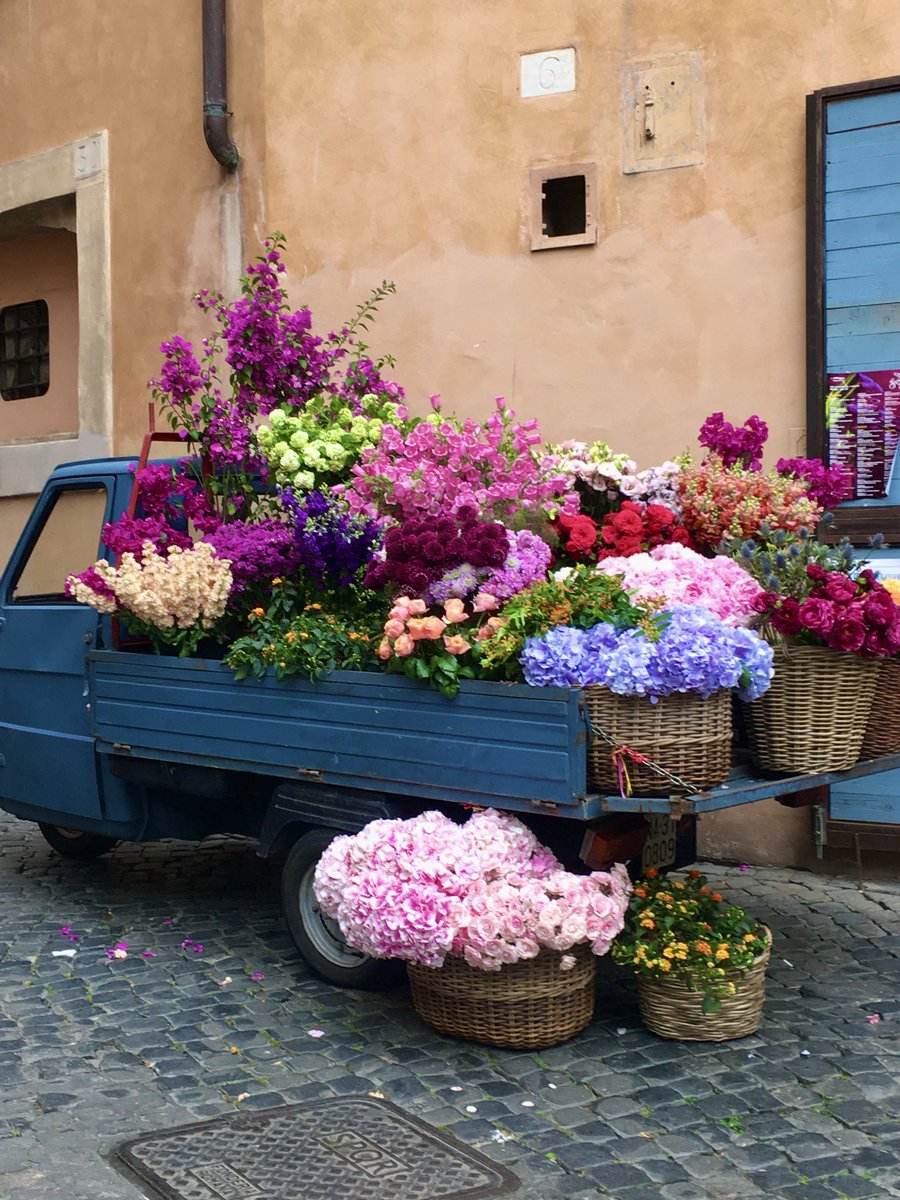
left=520, top=604, right=773, bottom=701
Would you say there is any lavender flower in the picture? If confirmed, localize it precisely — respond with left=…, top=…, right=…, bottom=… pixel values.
left=202, top=520, right=299, bottom=595
left=484, top=530, right=552, bottom=601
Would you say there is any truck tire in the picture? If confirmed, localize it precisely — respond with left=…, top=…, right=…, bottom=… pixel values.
left=38, top=823, right=118, bottom=861
left=280, top=829, right=401, bottom=990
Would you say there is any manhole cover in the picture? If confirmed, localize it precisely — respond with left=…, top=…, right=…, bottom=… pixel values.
left=112, top=1096, right=520, bottom=1200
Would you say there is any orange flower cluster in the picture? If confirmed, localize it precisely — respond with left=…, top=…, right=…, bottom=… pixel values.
left=677, top=456, right=821, bottom=549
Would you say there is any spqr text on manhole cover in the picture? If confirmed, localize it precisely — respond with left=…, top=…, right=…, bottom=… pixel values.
left=112, top=1096, right=519, bottom=1200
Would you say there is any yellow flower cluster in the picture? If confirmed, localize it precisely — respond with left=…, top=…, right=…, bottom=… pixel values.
left=68, top=541, right=233, bottom=631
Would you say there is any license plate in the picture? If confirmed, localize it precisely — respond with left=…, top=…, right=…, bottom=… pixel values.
left=642, top=814, right=677, bottom=872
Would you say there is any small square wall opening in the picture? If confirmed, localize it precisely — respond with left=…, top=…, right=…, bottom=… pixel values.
left=529, top=163, right=597, bottom=251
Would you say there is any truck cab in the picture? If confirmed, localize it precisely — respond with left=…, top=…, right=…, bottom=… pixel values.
left=0, top=459, right=139, bottom=846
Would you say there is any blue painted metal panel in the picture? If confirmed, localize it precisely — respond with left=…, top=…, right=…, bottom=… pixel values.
left=826, top=153, right=900, bottom=194
left=826, top=122, right=900, bottom=162
left=826, top=274, right=900, bottom=310
left=88, top=652, right=591, bottom=814
left=827, top=182, right=900, bottom=222
left=826, top=303, right=900, bottom=335
left=830, top=769, right=900, bottom=824
left=824, top=94, right=900, bottom=393
left=826, top=215, right=900, bottom=252
left=827, top=92, right=900, bottom=133
left=823, top=332, right=900, bottom=371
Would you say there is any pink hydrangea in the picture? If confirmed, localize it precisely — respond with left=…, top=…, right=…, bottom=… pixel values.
left=594, top=543, right=764, bottom=626
left=314, top=809, right=631, bottom=971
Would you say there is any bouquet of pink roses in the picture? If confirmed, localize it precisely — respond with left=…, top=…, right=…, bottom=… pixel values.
left=313, top=808, right=631, bottom=971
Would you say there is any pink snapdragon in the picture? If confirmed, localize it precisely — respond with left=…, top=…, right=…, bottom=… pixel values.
left=338, top=403, right=580, bottom=523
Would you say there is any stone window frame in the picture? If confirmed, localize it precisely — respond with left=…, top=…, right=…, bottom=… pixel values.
left=0, top=133, right=112, bottom=497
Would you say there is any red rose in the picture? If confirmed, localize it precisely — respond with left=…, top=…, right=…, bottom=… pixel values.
left=864, top=628, right=895, bottom=657
left=771, top=597, right=803, bottom=637
left=827, top=616, right=866, bottom=653
left=565, top=516, right=598, bottom=555
left=798, top=597, right=837, bottom=636
left=752, top=591, right=777, bottom=614
left=614, top=538, right=645, bottom=557
left=610, top=508, right=643, bottom=536
left=823, top=573, right=858, bottom=604
left=864, top=589, right=897, bottom=629
left=644, top=503, right=676, bottom=530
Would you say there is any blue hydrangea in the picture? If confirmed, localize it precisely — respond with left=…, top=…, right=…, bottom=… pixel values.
left=520, top=603, right=774, bottom=700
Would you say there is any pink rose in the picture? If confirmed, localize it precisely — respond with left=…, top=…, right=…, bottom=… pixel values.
left=384, top=618, right=405, bottom=639
left=407, top=619, right=428, bottom=641
left=408, top=598, right=428, bottom=616
left=393, top=633, right=414, bottom=657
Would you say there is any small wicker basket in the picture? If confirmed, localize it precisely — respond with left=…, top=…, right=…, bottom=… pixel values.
left=636, top=927, right=772, bottom=1042
left=742, top=644, right=879, bottom=773
left=861, top=659, right=898, bottom=757
left=584, top=687, right=732, bottom=797
left=407, top=945, right=596, bottom=1049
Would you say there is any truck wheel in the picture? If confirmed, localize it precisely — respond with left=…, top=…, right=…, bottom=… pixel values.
left=281, top=829, right=401, bottom=990
left=38, top=823, right=118, bottom=861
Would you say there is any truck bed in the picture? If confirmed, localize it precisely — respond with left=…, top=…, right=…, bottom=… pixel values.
left=88, top=650, right=900, bottom=821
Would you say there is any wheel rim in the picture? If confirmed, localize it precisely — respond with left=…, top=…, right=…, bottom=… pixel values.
left=53, top=827, right=87, bottom=839
left=298, top=864, right=369, bottom=968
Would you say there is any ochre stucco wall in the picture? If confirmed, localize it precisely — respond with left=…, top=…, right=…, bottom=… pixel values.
left=0, top=230, right=78, bottom=442
left=3, top=0, right=900, bottom=865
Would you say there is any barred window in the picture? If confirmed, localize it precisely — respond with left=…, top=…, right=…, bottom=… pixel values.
left=1, top=299, right=50, bottom=401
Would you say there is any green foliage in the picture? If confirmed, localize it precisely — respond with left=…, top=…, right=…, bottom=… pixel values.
left=611, top=870, right=769, bottom=1012
left=475, top=564, right=658, bottom=679
left=224, top=600, right=381, bottom=682
left=718, top=523, right=858, bottom=600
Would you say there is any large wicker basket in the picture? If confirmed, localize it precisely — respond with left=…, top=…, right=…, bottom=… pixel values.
left=742, top=644, right=879, bottom=773
left=861, top=659, right=899, bottom=757
left=585, top=687, right=732, bottom=796
left=407, top=945, right=596, bottom=1049
left=636, top=927, right=771, bottom=1042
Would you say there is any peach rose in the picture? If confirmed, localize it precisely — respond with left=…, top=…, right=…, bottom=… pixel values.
left=421, top=616, right=447, bottom=639
left=443, top=598, right=468, bottom=624
left=407, top=598, right=428, bottom=616
left=376, top=638, right=392, bottom=661
left=472, top=592, right=498, bottom=612
left=443, top=634, right=472, bottom=655
left=393, top=633, right=415, bottom=657
left=384, top=618, right=406, bottom=639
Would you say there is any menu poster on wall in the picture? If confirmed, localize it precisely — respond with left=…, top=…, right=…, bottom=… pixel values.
left=826, top=369, right=900, bottom=500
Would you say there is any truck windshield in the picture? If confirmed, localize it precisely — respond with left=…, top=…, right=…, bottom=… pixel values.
left=9, top=485, right=108, bottom=604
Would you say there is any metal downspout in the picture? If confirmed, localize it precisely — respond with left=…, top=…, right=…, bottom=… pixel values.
left=202, top=0, right=240, bottom=171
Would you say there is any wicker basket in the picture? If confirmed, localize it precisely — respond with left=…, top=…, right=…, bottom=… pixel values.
left=637, top=927, right=772, bottom=1041
left=407, top=945, right=596, bottom=1049
left=585, top=687, right=732, bottom=796
left=861, top=659, right=899, bottom=757
left=742, top=644, right=879, bottom=773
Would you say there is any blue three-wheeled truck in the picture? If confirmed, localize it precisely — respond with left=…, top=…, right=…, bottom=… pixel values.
left=2, top=456, right=900, bottom=987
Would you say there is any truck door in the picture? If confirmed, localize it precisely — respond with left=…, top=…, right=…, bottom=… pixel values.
left=0, top=478, right=111, bottom=825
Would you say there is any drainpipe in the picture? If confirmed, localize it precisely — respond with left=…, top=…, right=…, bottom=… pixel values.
left=202, top=0, right=239, bottom=171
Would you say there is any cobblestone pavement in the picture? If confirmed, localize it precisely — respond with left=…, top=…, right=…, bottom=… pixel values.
left=0, top=810, right=898, bottom=1200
